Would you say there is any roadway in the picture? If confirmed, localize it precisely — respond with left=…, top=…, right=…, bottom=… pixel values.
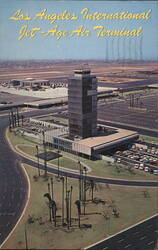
left=0, top=107, right=67, bottom=246
left=86, top=214, right=158, bottom=250
left=0, top=107, right=158, bottom=248
left=0, top=117, right=28, bottom=245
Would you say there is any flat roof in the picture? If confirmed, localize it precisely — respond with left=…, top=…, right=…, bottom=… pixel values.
left=78, top=128, right=138, bottom=149
left=24, top=97, right=68, bottom=106
left=11, top=79, right=49, bottom=83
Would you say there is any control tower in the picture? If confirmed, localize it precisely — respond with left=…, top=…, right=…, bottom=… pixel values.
left=68, top=69, right=97, bottom=139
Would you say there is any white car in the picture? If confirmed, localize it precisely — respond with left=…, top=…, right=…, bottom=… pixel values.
left=144, top=167, right=149, bottom=172
left=139, top=163, right=144, bottom=170
left=134, top=164, right=139, bottom=169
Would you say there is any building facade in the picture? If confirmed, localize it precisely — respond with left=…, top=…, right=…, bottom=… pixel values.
left=68, top=69, right=97, bottom=139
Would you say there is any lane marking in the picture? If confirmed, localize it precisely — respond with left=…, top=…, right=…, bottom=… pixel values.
left=124, top=244, right=131, bottom=249
left=147, top=224, right=152, bottom=228
left=133, top=231, right=139, bottom=235
left=148, top=241, right=154, bottom=245
left=140, top=236, right=146, bottom=240
left=118, top=239, right=124, bottom=243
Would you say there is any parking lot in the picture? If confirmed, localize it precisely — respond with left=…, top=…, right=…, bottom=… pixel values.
left=98, top=91, right=158, bottom=131
left=114, top=142, right=158, bottom=175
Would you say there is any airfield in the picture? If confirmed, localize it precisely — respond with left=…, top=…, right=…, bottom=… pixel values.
left=0, top=60, right=158, bottom=135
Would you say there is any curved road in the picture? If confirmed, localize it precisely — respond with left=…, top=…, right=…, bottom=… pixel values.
left=0, top=117, right=28, bottom=246
left=0, top=108, right=158, bottom=247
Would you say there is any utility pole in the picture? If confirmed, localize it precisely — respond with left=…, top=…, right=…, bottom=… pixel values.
left=8, top=110, right=12, bottom=129
left=66, top=190, right=70, bottom=229
left=81, top=169, right=84, bottom=202
left=75, top=200, right=81, bottom=228
left=78, top=161, right=82, bottom=201
left=83, top=167, right=87, bottom=215
left=70, top=186, right=73, bottom=227
left=21, top=114, right=24, bottom=126
left=16, top=107, right=20, bottom=126
left=61, top=176, right=65, bottom=226
left=57, top=139, right=60, bottom=178
left=24, top=223, right=28, bottom=250
left=11, top=108, right=15, bottom=127
left=42, top=130, right=47, bottom=177
left=90, top=180, right=94, bottom=201
left=50, top=177, right=54, bottom=200
left=36, top=145, right=40, bottom=176
left=65, top=176, right=70, bottom=229
left=48, top=183, right=52, bottom=222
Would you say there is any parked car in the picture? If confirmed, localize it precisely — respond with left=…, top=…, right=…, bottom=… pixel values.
left=144, top=167, right=149, bottom=172
left=139, top=163, right=144, bottom=170
left=134, top=164, right=139, bottom=169
left=153, top=170, right=158, bottom=175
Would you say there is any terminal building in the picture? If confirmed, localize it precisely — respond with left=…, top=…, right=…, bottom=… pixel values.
left=10, top=78, right=50, bottom=88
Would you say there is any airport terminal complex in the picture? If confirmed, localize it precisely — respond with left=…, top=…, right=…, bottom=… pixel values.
left=17, top=69, right=139, bottom=158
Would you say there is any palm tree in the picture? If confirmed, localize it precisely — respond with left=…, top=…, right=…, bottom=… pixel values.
left=44, top=193, right=57, bottom=226
left=75, top=200, right=81, bottom=228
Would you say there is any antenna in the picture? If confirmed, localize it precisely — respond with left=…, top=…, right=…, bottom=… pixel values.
left=117, top=36, right=120, bottom=61
left=129, top=37, right=132, bottom=61
left=106, top=38, right=109, bottom=61
left=111, top=37, right=114, bottom=61
left=123, top=36, right=126, bottom=62
left=140, top=36, right=143, bottom=61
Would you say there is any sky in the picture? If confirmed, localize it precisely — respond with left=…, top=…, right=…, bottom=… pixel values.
left=0, top=0, right=158, bottom=61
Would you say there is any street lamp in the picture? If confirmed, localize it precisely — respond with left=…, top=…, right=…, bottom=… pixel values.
left=24, top=222, right=28, bottom=250
left=83, top=166, right=87, bottom=215
left=78, top=161, right=82, bottom=201
left=70, top=186, right=73, bottom=227
left=50, top=177, right=54, bottom=200
left=36, top=145, right=40, bottom=176
left=61, top=176, right=65, bottom=226
left=42, top=130, right=47, bottom=177
left=57, top=148, right=60, bottom=178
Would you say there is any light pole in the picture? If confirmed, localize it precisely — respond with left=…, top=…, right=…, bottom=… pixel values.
left=36, top=145, right=40, bottom=176
left=48, top=183, right=52, bottom=222
left=24, top=223, right=28, bottom=250
left=8, top=110, right=12, bottom=129
left=50, top=177, right=54, bottom=200
left=70, top=186, right=73, bottom=227
left=66, top=190, right=70, bottom=229
left=42, top=130, right=47, bottom=177
left=61, top=176, right=65, bottom=226
left=57, top=138, right=60, bottom=178
left=83, top=166, right=87, bottom=215
left=78, top=161, right=82, bottom=201
left=16, top=107, right=20, bottom=126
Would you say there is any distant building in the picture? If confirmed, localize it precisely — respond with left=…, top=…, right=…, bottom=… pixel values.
left=68, top=69, right=97, bottom=139
left=10, top=78, right=50, bottom=88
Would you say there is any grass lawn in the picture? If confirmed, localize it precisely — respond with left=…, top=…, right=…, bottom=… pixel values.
left=79, top=157, right=158, bottom=181
left=140, top=135, right=158, bottom=144
left=50, top=156, right=78, bottom=170
left=17, top=144, right=78, bottom=171
left=3, top=165, right=158, bottom=250
left=8, top=130, right=158, bottom=181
